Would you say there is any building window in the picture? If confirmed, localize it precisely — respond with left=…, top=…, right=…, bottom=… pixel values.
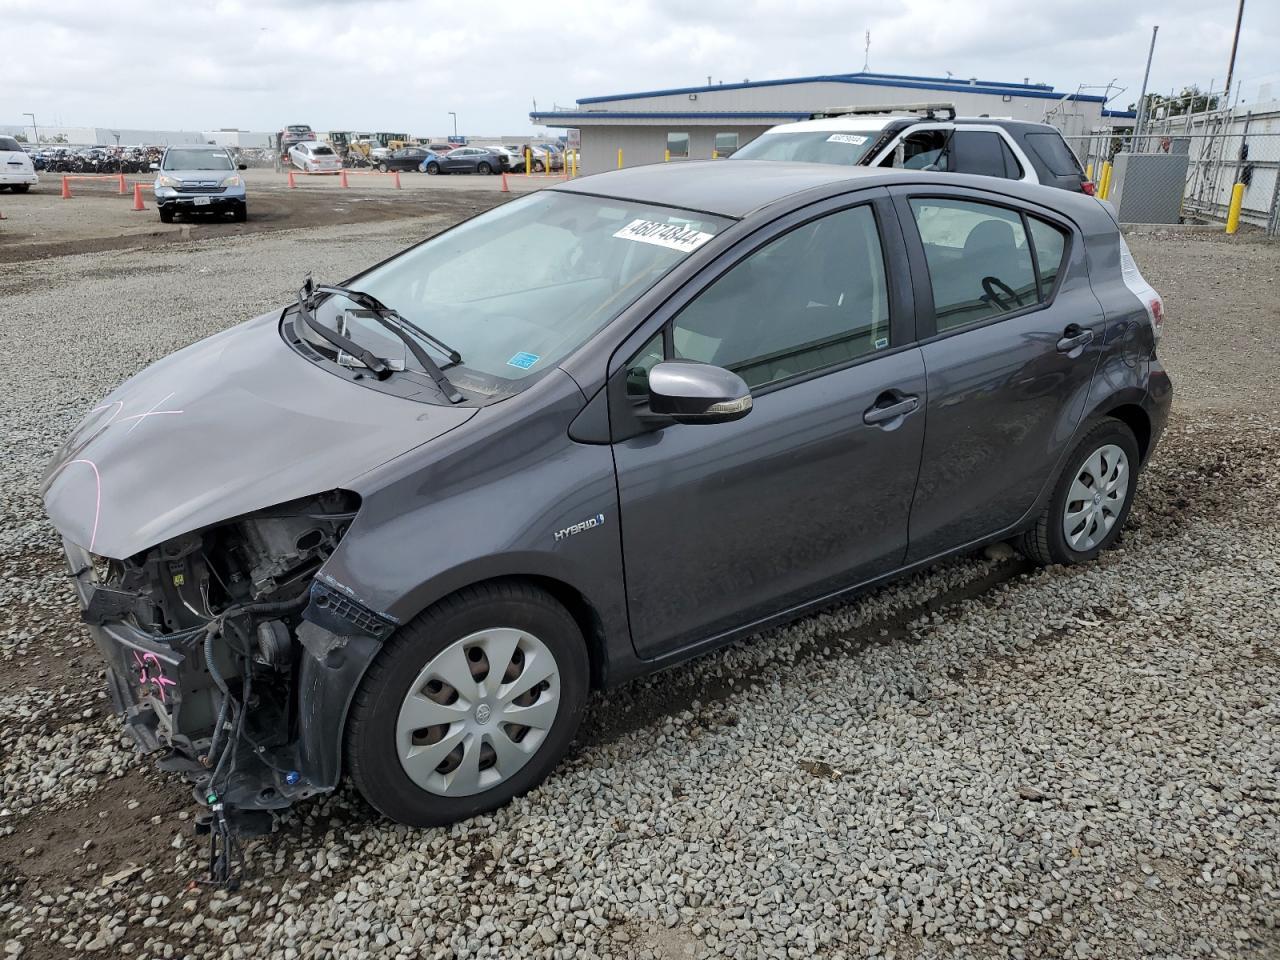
left=713, top=132, right=739, bottom=158
left=666, top=132, right=690, bottom=159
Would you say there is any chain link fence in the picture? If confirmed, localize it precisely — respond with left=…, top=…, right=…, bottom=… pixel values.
left=1064, top=107, right=1280, bottom=236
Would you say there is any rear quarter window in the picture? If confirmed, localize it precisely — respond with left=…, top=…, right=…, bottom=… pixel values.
left=1024, top=132, right=1083, bottom=177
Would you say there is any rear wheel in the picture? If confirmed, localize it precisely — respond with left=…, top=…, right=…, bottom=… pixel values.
left=425, top=162, right=440, bottom=175
left=477, top=161, right=491, bottom=175
left=346, top=581, right=589, bottom=827
left=1019, top=419, right=1140, bottom=566
left=378, top=161, right=389, bottom=173
left=13, top=184, right=30, bottom=193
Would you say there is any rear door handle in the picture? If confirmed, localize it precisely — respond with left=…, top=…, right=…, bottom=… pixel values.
left=863, top=394, right=920, bottom=426
left=1057, top=325, right=1095, bottom=353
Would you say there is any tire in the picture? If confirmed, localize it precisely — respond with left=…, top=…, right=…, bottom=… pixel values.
left=233, top=204, right=247, bottom=223
left=346, top=581, right=589, bottom=827
left=425, top=162, right=440, bottom=175
left=378, top=162, right=389, bottom=173
left=12, top=184, right=30, bottom=193
left=1019, top=419, right=1140, bottom=566
left=159, top=207, right=174, bottom=224
left=477, top=162, right=491, bottom=175
left=533, top=160, right=545, bottom=173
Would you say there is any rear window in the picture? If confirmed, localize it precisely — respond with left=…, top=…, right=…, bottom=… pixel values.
left=312, top=146, right=335, bottom=156
left=1024, top=132, right=1083, bottom=177
left=0, top=136, right=23, bottom=151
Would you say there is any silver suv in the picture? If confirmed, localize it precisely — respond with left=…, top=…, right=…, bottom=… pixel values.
left=153, top=145, right=248, bottom=223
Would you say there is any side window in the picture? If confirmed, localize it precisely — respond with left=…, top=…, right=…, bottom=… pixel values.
left=999, top=138, right=1024, bottom=179
left=666, top=132, right=690, bottom=159
left=1028, top=216, right=1067, bottom=292
left=951, top=131, right=1017, bottom=179
left=713, top=132, right=739, bottom=158
left=625, top=331, right=664, bottom=398
left=909, top=198, right=1037, bottom=331
left=670, top=205, right=891, bottom=390
left=882, top=130, right=951, bottom=171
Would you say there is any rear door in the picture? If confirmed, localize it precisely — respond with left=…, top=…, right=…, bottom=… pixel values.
left=892, top=185, right=1105, bottom=560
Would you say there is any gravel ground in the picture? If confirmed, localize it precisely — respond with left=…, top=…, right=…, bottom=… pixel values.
left=0, top=221, right=1277, bottom=960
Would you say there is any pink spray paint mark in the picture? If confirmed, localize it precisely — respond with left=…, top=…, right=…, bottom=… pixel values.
left=132, top=649, right=176, bottom=704
left=48, top=457, right=103, bottom=553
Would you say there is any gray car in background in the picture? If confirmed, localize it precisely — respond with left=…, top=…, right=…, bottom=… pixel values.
left=153, top=145, right=248, bottom=223
left=43, top=162, right=1170, bottom=836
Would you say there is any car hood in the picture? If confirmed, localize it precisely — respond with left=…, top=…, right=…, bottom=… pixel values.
left=158, top=168, right=237, bottom=181
left=42, top=312, right=476, bottom=559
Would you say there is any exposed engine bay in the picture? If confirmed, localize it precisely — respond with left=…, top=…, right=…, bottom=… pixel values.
left=65, top=489, right=392, bottom=884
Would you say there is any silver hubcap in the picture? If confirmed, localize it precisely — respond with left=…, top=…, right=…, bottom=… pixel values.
left=396, top=628, right=560, bottom=797
left=1062, top=443, right=1129, bottom=552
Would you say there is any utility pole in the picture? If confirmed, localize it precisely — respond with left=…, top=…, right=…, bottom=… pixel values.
left=1223, top=0, right=1246, bottom=108
left=1133, top=25, right=1159, bottom=146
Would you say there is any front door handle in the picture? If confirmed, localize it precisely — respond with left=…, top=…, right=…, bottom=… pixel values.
left=863, top=393, right=920, bottom=426
left=1057, top=324, right=1095, bottom=354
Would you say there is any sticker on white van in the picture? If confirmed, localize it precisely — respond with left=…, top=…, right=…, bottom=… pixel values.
left=613, top=219, right=714, bottom=253
left=827, top=134, right=869, bottom=145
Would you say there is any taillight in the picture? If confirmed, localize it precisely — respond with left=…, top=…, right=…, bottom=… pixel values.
left=1148, top=297, right=1165, bottom=338
left=1081, top=180, right=1096, bottom=195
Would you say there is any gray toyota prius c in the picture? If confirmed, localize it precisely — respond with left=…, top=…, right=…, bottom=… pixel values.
left=42, top=161, right=1171, bottom=844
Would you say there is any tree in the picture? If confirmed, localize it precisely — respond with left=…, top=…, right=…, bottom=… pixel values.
left=1128, top=85, right=1221, bottom=119
left=14, top=132, right=27, bottom=143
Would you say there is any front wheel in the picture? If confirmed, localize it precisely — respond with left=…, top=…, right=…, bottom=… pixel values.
left=159, top=207, right=174, bottom=224
left=1019, top=419, right=1140, bottom=566
left=425, top=162, right=440, bottom=175
left=378, top=161, right=389, bottom=173
left=232, top=203, right=247, bottom=223
left=345, top=581, right=588, bottom=827
left=476, top=161, right=491, bottom=175
left=12, top=184, right=31, bottom=194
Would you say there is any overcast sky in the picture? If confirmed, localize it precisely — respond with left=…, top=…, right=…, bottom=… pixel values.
left=2, top=0, right=1275, bottom=137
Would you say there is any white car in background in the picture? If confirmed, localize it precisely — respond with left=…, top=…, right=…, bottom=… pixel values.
left=288, top=141, right=342, bottom=174
left=0, top=135, right=38, bottom=192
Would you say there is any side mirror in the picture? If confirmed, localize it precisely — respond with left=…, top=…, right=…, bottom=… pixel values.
left=647, top=361, right=752, bottom=425
left=149, top=162, right=160, bottom=171
left=238, top=163, right=247, bottom=170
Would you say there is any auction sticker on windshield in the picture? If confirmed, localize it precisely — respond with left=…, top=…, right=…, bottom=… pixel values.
left=613, top=219, right=715, bottom=253
left=827, top=134, right=868, bottom=145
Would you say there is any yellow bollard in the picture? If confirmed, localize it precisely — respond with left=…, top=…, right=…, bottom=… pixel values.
left=664, top=149, right=670, bottom=163
left=617, top=148, right=623, bottom=169
left=1099, top=161, right=1113, bottom=200
left=1225, top=182, right=1245, bottom=234
left=524, top=148, right=532, bottom=177
left=1085, top=161, right=1094, bottom=181
left=712, top=149, right=719, bottom=159
left=571, top=150, right=577, bottom=178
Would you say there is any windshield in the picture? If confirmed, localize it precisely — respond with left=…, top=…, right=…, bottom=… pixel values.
left=163, top=149, right=234, bottom=171
left=733, top=130, right=880, bottom=165
left=301, top=191, right=732, bottom=400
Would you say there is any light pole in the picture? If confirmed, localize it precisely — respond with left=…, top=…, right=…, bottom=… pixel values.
left=23, top=112, right=39, bottom=144
left=448, top=111, right=457, bottom=140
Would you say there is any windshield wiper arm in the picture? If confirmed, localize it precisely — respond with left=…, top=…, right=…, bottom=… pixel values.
left=315, top=285, right=463, bottom=365
left=313, top=284, right=465, bottom=404
left=294, top=277, right=392, bottom=378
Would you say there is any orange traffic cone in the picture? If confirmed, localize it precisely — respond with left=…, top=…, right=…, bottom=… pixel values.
left=131, top=183, right=145, bottom=211
left=287, top=170, right=297, bottom=189
left=118, top=172, right=127, bottom=194
left=340, top=169, right=349, bottom=188
left=500, top=171, right=510, bottom=193
left=393, top=170, right=401, bottom=189
left=61, top=176, right=72, bottom=199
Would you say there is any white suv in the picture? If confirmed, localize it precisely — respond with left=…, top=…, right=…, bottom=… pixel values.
left=0, top=136, right=38, bottom=193
left=733, top=106, right=1093, bottom=194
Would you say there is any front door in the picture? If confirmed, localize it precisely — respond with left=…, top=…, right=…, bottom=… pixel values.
left=610, top=196, right=928, bottom=658
left=892, top=188, right=1105, bottom=560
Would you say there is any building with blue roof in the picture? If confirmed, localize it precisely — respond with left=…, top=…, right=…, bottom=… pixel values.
left=532, top=70, right=1132, bottom=175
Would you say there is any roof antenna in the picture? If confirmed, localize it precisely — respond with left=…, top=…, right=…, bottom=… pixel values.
left=863, top=30, right=871, bottom=71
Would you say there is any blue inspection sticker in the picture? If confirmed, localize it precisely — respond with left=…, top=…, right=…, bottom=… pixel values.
left=507, top=352, right=541, bottom=370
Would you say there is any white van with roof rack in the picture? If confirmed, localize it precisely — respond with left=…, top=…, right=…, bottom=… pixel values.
left=732, top=103, right=1095, bottom=195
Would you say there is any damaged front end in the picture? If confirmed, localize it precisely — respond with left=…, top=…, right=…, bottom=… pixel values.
left=64, top=489, right=393, bottom=824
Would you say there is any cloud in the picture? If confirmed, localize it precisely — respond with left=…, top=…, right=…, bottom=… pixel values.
left=2, top=0, right=1276, bottom=136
